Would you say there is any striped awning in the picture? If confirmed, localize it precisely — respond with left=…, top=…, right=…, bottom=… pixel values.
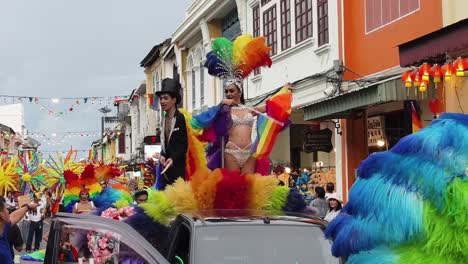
left=303, top=78, right=432, bottom=120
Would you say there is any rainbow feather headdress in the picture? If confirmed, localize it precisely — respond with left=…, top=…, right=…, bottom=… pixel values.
left=204, top=34, right=272, bottom=87
left=325, top=113, right=468, bottom=264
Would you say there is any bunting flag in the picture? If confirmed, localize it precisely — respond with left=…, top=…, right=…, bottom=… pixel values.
left=151, top=94, right=159, bottom=111
left=148, top=94, right=154, bottom=111
left=411, top=101, right=422, bottom=133
left=250, top=85, right=292, bottom=159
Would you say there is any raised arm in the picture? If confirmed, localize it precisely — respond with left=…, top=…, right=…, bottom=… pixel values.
left=10, top=203, right=38, bottom=225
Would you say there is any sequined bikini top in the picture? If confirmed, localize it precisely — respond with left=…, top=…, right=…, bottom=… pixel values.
left=231, top=107, right=255, bottom=127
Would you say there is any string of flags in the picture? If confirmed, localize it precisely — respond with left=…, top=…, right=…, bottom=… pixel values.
left=29, top=131, right=101, bottom=138
left=0, top=94, right=130, bottom=101
left=28, top=131, right=102, bottom=147
left=0, top=94, right=131, bottom=117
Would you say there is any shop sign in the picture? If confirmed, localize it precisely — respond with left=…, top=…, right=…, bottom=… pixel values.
left=368, top=116, right=385, bottom=146
left=144, top=144, right=161, bottom=161
left=303, top=128, right=333, bottom=153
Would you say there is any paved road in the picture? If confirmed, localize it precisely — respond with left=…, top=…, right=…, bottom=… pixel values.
left=15, top=219, right=50, bottom=264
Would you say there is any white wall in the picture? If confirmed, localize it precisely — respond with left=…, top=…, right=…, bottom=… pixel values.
left=0, top=104, right=25, bottom=134
left=243, top=0, right=340, bottom=106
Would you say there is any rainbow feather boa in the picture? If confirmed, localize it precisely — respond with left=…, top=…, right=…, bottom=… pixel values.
left=325, top=113, right=468, bottom=264
left=142, top=168, right=305, bottom=225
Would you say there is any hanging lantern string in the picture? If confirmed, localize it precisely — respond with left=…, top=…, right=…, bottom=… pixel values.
left=0, top=94, right=129, bottom=100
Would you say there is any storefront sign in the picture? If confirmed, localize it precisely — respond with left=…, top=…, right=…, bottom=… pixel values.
left=368, top=116, right=385, bottom=146
left=144, top=144, right=161, bottom=161
left=303, top=128, right=333, bottom=153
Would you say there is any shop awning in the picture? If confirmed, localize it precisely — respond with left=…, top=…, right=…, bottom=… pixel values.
left=303, top=77, right=421, bottom=120
left=398, top=18, right=468, bottom=67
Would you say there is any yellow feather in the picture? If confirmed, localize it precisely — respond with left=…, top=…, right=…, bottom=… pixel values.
left=165, top=178, right=198, bottom=213
left=190, top=169, right=222, bottom=210
left=233, top=34, right=253, bottom=65
left=0, top=156, right=19, bottom=195
left=245, top=174, right=279, bottom=210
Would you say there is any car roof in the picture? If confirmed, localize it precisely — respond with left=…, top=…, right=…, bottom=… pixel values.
left=178, top=212, right=328, bottom=228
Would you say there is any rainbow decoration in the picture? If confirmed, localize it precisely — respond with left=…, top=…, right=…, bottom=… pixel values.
left=94, top=163, right=123, bottom=183
left=411, top=101, right=422, bottom=133
left=151, top=94, right=159, bottom=111
left=16, top=152, right=45, bottom=194
left=251, top=85, right=292, bottom=159
left=143, top=168, right=305, bottom=225
left=63, top=164, right=102, bottom=211
left=45, top=149, right=84, bottom=199
left=179, top=109, right=209, bottom=179
left=0, top=156, right=19, bottom=195
left=204, top=34, right=272, bottom=82
left=325, top=113, right=468, bottom=264
left=88, top=148, right=98, bottom=163
left=21, top=249, right=46, bottom=262
left=155, top=109, right=209, bottom=190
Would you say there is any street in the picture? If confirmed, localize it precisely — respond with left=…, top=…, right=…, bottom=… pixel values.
left=15, top=220, right=49, bottom=264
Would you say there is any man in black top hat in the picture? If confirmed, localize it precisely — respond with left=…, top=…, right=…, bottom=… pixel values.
left=155, top=78, right=188, bottom=190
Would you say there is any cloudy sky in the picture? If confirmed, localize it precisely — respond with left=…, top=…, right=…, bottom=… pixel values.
left=0, top=0, right=191, bottom=158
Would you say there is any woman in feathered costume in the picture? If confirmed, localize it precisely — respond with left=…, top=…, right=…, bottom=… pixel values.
left=325, top=113, right=468, bottom=264
left=193, top=34, right=292, bottom=175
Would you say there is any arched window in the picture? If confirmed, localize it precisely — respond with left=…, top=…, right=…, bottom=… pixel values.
left=198, top=50, right=205, bottom=106
left=153, top=71, right=160, bottom=92
left=187, top=56, right=195, bottom=109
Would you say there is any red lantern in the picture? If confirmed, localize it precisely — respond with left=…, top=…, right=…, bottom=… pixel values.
left=401, top=71, right=413, bottom=87
left=419, top=63, right=431, bottom=81
left=441, top=63, right=454, bottom=81
left=452, top=57, right=468, bottom=77
left=411, top=70, right=421, bottom=87
left=430, top=64, right=441, bottom=83
left=419, top=80, right=428, bottom=92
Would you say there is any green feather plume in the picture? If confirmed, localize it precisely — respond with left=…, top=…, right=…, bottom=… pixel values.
left=263, top=186, right=289, bottom=214
left=140, top=191, right=176, bottom=225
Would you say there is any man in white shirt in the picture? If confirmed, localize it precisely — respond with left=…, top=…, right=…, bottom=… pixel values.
left=25, top=193, right=45, bottom=252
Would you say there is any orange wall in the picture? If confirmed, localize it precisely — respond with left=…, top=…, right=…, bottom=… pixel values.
left=345, top=115, right=368, bottom=192
left=343, top=0, right=443, bottom=78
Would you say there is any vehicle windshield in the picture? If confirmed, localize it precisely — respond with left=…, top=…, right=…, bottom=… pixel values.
left=194, top=224, right=339, bottom=264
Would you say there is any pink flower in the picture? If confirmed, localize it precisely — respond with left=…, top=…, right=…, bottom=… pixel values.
left=118, top=206, right=135, bottom=217
left=101, top=208, right=119, bottom=219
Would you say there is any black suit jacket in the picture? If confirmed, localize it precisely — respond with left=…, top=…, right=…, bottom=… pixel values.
left=160, top=110, right=188, bottom=186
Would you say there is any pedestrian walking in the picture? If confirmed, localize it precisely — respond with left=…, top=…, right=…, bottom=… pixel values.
left=25, top=193, right=45, bottom=253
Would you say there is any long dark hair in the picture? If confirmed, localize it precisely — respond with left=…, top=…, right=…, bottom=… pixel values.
left=328, top=199, right=342, bottom=212
left=7, top=191, right=14, bottom=203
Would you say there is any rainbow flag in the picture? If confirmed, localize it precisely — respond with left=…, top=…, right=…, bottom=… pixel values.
left=251, top=114, right=285, bottom=159
left=411, top=102, right=422, bottom=133
left=148, top=94, right=159, bottom=111
left=250, top=85, right=292, bottom=159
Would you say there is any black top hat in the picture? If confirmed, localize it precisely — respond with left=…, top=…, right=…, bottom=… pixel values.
left=155, top=78, right=182, bottom=105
